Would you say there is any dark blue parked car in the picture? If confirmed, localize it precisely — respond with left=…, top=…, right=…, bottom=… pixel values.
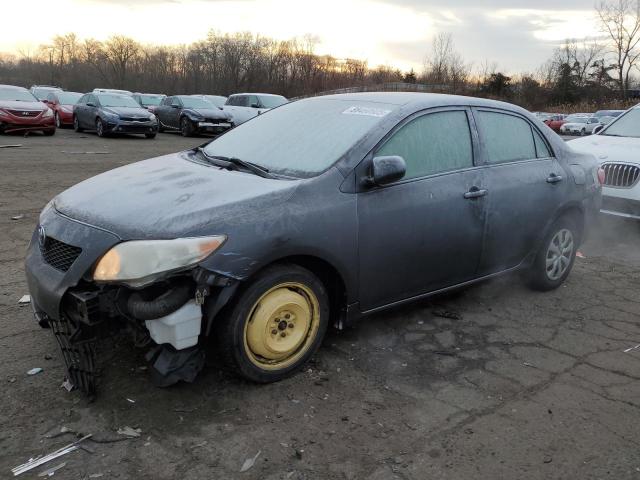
left=73, top=92, right=158, bottom=138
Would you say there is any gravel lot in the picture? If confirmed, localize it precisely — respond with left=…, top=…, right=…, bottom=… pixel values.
left=1, top=129, right=640, bottom=479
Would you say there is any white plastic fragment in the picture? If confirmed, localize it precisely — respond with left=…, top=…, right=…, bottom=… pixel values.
left=18, top=295, right=31, bottom=304
left=240, top=450, right=261, bottom=473
left=117, top=426, right=141, bottom=438
left=27, top=368, right=43, bottom=376
left=623, top=344, right=640, bottom=353
left=61, top=379, right=74, bottom=392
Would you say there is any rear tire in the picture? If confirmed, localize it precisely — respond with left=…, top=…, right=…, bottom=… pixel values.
left=216, top=264, right=329, bottom=383
left=73, top=116, right=83, bottom=132
left=527, top=216, right=579, bottom=291
left=180, top=117, right=194, bottom=137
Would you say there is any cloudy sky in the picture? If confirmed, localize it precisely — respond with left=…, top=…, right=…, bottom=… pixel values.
left=2, top=0, right=601, bottom=73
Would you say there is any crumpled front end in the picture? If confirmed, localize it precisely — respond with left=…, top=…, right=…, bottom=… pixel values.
left=25, top=206, right=237, bottom=397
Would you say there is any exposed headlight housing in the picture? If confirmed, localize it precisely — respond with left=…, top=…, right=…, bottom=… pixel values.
left=42, top=108, right=53, bottom=118
left=148, top=113, right=156, bottom=121
left=93, top=235, right=226, bottom=286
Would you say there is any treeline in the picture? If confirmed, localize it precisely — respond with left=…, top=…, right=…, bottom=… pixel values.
left=0, top=32, right=404, bottom=98
left=0, top=0, right=638, bottom=110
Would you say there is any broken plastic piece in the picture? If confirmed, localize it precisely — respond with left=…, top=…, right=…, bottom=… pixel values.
left=146, top=345, right=205, bottom=387
left=18, top=295, right=31, bottom=304
left=117, top=426, right=141, bottom=438
left=27, top=368, right=43, bottom=376
left=240, top=450, right=261, bottom=472
left=37, top=461, right=66, bottom=477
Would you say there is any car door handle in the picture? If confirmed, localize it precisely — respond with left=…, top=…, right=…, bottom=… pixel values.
left=546, top=174, right=563, bottom=184
left=463, top=187, right=488, bottom=199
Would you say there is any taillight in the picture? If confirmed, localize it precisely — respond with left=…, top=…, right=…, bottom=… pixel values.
left=597, top=167, right=605, bottom=185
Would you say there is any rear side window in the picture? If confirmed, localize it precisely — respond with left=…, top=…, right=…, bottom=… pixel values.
left=376, top=110, right=473, bottom=180
left=477, top=111, right=537, bottom=164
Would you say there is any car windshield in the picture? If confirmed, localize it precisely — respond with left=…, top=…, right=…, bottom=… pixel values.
left=32, top=88, right=59, bottom=100
left=601, top=108, right=640, bottom=137
left=97, top=94, right=140, bottom=108
left=203, top=98, right=396, bottom=178
left=259, top=95, right=288, bottom=108
left=57, top=92, right=82, bottom=105
left=0, top=88, right=38, bottom=102
left=140, top=95, right=164, bottom=106
left=181, top=97, right=212, bottom=109
left=204, top=96, right=226, bottom=107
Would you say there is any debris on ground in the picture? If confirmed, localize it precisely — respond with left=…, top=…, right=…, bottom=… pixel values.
left=433, top=351, right=457, bottom=356
left=37, top=461, right=66, bottom=477
left=126, top=398, right=136, bottom=404
left=240, top=450, right=261, bottom=472
left=11, top=214, right=25, bottom=220
left=8, top=376, right=17, bottom=383
left=11, top=434, right=92, bottom=476
left=523, top=362, right=535, bottom=367
left=623, top=344, right=640, bottom=353
left=18, top=295, right=31, bottom=304
left=27, top=368, right=43, bottom=376
left=61, top=379, right=74, bottom=392
left=60, top=151, right=110, bottom=155
left=295, top=449, right=304, bottom=459
left=0, top=144, right=23, bottom=148
left=576, top=251, right=586, bottom=259
left=432, top=309, right=462, bottom=320
left=45, top=426, right=73, bottom=439
left=117, top=426, right=141, bottom=438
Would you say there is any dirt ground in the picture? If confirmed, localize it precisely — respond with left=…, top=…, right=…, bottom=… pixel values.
left=1, top=129, right=640, bottom=479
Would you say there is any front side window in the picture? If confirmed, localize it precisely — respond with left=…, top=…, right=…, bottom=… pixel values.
left=375, top=110, right=474, bottom=180
left=477, top=111, right=537, bottom=164
left=259, top=95, right=288, bottom=109
left=170, top=97, right=182, bottom=107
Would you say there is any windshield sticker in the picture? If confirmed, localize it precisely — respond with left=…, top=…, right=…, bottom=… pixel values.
left=342, top=106, right=391, bottom=118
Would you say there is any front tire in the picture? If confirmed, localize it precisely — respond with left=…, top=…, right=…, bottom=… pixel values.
left=216, top=264, right=329, bottom=383
left=527, top=216, right=579, bottom=291
left=55, top=112, right=61, bottom=128
left=180, top=117, right=195, bottom=137
left=96, top=118, right=106, bottom=137
left=73, top=116, right=83, bottom=132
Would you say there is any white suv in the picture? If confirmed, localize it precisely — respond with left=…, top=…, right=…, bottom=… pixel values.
left=570, top=105, right=640, bottom=219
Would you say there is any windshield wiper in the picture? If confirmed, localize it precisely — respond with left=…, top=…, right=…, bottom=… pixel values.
left=196, top=148, right=276, bottom=179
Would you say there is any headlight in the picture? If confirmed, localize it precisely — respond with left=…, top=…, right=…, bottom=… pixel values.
left=103, top=111, right=119, bottom=121
left=93, top=235, right=226, bottom=285
left=42, top=108, right=53, bottom=118
left=148, top=113, right=156, bottom=121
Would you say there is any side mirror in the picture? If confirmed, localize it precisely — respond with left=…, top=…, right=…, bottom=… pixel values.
left=251, top=103, right=260, bottom=108
left=367, top=156, right=406, bottom=186
left=593, top=125, right=604, bottom=135
left=86, top=102, right=95, bottom=107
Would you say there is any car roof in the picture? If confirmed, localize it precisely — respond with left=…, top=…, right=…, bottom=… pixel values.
left=230, top=92, right=286, bottom=98
left=0, top=84, right=29, bottom=91
left=305, top=92, right=528, bottom=112
left=136, top=93, right=166, bottom=96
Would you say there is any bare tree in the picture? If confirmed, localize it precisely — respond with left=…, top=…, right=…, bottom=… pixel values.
left=597, top=0, right=640, bottom=97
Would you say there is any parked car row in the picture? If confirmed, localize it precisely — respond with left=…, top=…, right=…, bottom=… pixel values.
left=534, top=110, right=625, bottom=136
left=0, top=83, right=288, bottom=138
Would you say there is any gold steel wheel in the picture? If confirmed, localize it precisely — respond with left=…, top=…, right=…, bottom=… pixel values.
left=243, top=282, right=320, bottom=370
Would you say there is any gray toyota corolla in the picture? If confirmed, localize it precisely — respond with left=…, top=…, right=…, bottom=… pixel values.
left=26, top=93, right=602, bottom=395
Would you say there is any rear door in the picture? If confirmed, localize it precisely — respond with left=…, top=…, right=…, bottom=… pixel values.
left=473, top=108, right=568, bottom=274
left=357, top=108, right=487, bottom=311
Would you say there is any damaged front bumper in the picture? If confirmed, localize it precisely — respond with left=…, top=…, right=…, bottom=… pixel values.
left=25, top=209, right=238, bottom=396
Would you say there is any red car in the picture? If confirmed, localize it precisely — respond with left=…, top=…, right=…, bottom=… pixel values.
left=544, top=114, right=567, bottom=132
left=44, top=91, right=83, bottom=128
left=0, top=84, right=55, bottom=135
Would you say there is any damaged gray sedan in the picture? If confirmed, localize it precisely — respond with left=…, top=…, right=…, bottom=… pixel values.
left=25, top=93, right=602, bottom=395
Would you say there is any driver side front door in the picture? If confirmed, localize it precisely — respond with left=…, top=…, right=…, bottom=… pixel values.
left=357, top=108, right=487, bottom=312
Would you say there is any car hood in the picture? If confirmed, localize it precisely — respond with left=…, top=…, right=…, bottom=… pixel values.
left=54, top=151, right=298, bottom=240
left=186, top=108, right=231, bottom=120
left=103, top=106, right=152, bottom=118
left=569, top=135, right=640, bottom=164
left=562, top=122, right=588, bottom=128
left=0, top=100, right=46, bottom=111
